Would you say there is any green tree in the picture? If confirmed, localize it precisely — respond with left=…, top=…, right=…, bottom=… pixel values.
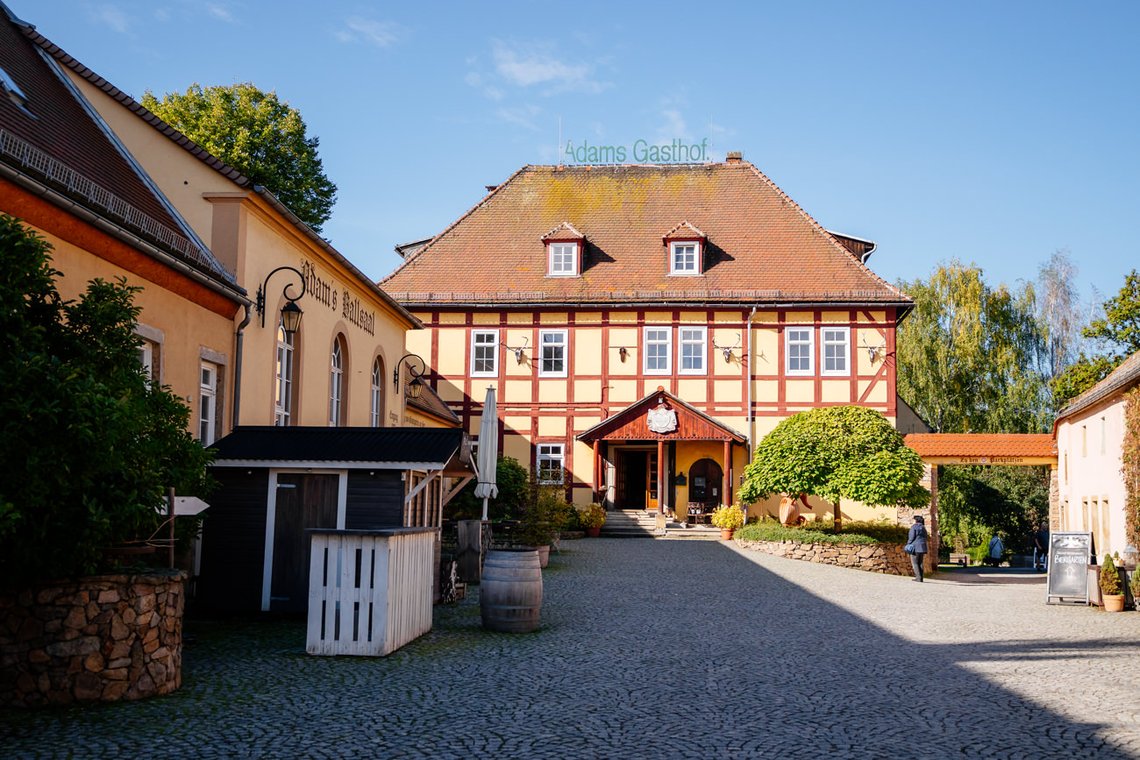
left=446, top=456, right=529, bottom=521
left=1051, top=269, right=1140, bottom=405
left=739, top=406, right=929, bottom=527
left=897, top=261, right=1049, bottom=433
left=937, top=466, right=1049, bottom=551
left=141, top=83, right=337, bottom=232
left=0, top=216, right=212, bottom=588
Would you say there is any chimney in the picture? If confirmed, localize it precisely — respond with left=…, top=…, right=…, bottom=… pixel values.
left=725, top=151, right=743, bottom=164
left=485, top=185, right=498, bottom=193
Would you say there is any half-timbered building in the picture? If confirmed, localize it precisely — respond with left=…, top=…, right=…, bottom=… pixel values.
left=383, top=154, right=913, bottom=521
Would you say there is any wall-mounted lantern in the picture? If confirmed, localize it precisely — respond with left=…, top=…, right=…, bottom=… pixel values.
left=255, top=266, right=307, bottom=334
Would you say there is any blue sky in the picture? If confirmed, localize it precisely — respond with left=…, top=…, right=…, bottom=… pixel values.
left=19, top=1, right=1140, bottom=308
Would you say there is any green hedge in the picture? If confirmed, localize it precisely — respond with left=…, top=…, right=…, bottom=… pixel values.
left=736, top=519, right=908, bottom=546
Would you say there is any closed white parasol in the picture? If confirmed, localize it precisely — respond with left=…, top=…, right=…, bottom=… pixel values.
left=473, top=386, right=498, bottom=520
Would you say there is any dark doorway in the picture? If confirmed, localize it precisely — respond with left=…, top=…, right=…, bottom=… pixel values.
left=619, top=451, right=647, bottom=509
left=688, top=458, right=724, bottom=510
left=270, top=473, right=339, bottom=613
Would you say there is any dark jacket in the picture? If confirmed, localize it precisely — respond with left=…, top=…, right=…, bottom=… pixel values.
left=907, top=524, right=929, bottom=554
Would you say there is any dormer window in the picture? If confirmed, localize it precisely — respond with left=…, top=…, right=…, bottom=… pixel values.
left=548, top=242, right=579, bottom=276
left=541, top=221, right=585, bottom=277
left=0, top=66, right=32, bottom=116
left=663, top=221, right=706, bottom=276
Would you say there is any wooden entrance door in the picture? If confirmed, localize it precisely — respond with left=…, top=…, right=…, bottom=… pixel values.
left=270, top=473, right=339, bottom=613
left=616, top=450, right=658, bottom=511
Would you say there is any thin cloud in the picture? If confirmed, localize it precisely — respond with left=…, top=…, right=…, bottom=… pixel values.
left=89, top=4, right=130, bottom=34
left=496, top=105, right=543, bottom=131
left=490, top=40, right=608, bottom=94
left=336, top=17, right=404, bottom=48
left=205, top=3, right=235, bottom=23
left=656, top=109, right=690, bottom=144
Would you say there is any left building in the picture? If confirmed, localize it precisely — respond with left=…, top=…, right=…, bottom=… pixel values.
left=9, top=6, right=471, bottom=613
left=0, top=5, right=246, bottom=435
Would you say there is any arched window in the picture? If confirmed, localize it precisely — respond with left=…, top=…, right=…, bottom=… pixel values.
left=274, top=323, right=295, bottom=426
left=370, top=357, right=385, bottom=427
left=329, top=336, right=345, bottom=426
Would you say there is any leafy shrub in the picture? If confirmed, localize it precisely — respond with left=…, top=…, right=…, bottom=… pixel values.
left=736, top=518, right=905, bottom=546
left=0, top=216, right=212, bottom=588
left=580, top=503, right=606, bottom=529
left=710, top=505, right=745, bottom=530
left=445, top=456, right=529, bottom=520
left=1130, top=563, right=1140, bottom=600
left=1100, top=554, right=1123, bottom=596
left=516, top=484, right=572, bottom=546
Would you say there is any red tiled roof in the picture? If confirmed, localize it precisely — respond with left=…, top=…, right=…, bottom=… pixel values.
left=540, top=221, right=584, bottom=241
left=0, top=9, right=234, bottom=285
left=904, top=434, right=1056, bottom=459
left=382, top=162, right=911, bottom=307
left=663, top=220, right=706, bottom=240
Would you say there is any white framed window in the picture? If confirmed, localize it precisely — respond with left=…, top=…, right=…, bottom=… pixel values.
left=539, top=330, right=568, bottom=377
left=275, top=324, right=295, bottom=426
left=199, top=362, right=218, bottom=445
left=679, top=326, right=707, bottom=375
left=821, top=327, right=850, bottom=376
left=471, top=329, right=499, bottom=377
left=329, top=338, right=344, bottom=426
left=537, top=443, right=565, bottom=484
left=670, top=242, right=699, bottom=274
left=786, top=327, right=813, bottom=375
left=370, top=358, right=384, bottom=427
left=548, top=242, right=579, bottom=276
left=138, top=340, right=156, bottom=381
left=644, top=327, right=671, bottom=374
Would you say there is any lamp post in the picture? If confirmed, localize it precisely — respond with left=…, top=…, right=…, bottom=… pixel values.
left=255, top=266, right=307, bottom=333
left=394, top=353, right=426, bottom=399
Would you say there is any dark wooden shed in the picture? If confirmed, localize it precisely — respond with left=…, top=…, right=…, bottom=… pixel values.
left=197, top=427, right=473, bottom=614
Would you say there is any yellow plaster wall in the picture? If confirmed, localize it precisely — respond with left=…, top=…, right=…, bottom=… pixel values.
left=752, top=329, right=779, bottom=376
left=503, top=434, right=531, bottom=465
left=504, top=416, right=533, bottom=436
left=821, top=381, right=850, bottom=403
left=786, top=381, right=815, bottom=404
left=538, top=381, right=568, bottom=403
left=576, top=379, right=602, bottom=404
left=505, top=380, right=532, bottom=403
left=608, top=327, right=638, bottom=376
left=537, top=417, right=567, bottom=437
left=576, top=312, right=602, bottom=324
left=42, top=228, right=236, bottom=438
left=677, top=379, right=707, bottom=402
left=714, top=380, right=743, bottom=403
left=473, top=313, right=499, bottom=325
left=857, top=381, right=887, bottom=404
left=609, top=380, right=638, bottom=404
left=540, top=312, right=567, bottom=325
left=435, top=329, right=466, bottom=376
left=574, top=330, right=602, bottom=374
left=785, top=311, right=814, bottom=324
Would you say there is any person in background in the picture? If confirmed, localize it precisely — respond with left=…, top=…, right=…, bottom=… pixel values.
left=907, top=515, right=929, bottom=582
left=1033, top=523, right=1050, bottom=572
left=987, top=533, right=1005, bottom=567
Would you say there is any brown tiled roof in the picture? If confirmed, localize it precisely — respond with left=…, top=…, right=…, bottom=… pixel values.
left=382, top=162, right=911, bottom=307
left=407, top=381, right=461, bottom=426
left=1055, top=350, right=1140, bottom=423
left=904, top=434, right=1056, bottom=459
left=0, top=9, right=234, bottom=285
left=540, top=221, right=584, bottom=241
left=663, top=220, right=706, bottom=240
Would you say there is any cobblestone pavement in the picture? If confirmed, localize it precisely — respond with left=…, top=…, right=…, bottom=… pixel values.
left=3, top=538, right=1139, bottom=759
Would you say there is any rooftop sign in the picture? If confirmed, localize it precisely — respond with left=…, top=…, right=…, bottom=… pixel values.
left=563, top=138, right=710, bottom=165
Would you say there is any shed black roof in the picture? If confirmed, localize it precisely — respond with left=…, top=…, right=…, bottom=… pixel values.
left=209, top=427, right=471, bottom=472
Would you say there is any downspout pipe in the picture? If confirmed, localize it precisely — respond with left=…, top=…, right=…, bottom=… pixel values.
left=745, top=306, right=758, bottom=462
left=231, top=303, right=251, bottom=430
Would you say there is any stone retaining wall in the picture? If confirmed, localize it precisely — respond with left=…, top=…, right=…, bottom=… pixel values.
left=0, top=571, right=185, bottom=707
left=736, top=539, right=912, bottom=576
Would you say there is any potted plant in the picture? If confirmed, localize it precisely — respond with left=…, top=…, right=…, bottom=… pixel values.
left=515, top=484, right=571, bottom=567
left=581, top=503, right=606, bottom=537
left=1099, top=554, right=1125, bottom=612
left=711, top=505, right=745, bottom=540
left=1130, top=562, right=1140, bottom=611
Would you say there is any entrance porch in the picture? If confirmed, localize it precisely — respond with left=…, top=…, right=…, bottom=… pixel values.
left=577, top=389, right=748, bottom=521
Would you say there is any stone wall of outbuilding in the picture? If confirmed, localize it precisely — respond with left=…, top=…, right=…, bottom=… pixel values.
left=735, top=539, right=912, bottom=576
left=0, top=571, right=185, bottom=707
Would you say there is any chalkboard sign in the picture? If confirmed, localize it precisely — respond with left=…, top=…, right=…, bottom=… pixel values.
left=1046, top=532, right=1092, bottom=605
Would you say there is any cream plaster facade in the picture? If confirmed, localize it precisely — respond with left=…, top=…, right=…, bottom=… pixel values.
left=1056, top=397, right=1130, bottom=557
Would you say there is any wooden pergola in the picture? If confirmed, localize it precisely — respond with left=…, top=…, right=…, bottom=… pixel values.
left=903, top=433, right=1058, bottom=569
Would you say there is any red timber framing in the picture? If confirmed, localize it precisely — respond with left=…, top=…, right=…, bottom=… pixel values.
left=413, top=305, right=897, bottom=496
left=576, top=388, right=747, bottom=513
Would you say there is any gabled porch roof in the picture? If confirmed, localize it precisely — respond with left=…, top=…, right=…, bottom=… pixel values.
left=577, top=388, right=747, bottom=445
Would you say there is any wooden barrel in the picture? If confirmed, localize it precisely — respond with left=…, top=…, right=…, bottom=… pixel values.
left=480, top=549, right=543, bottom=633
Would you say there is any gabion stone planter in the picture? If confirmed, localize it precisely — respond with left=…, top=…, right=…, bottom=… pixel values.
left=0, top=570, right=186, bottom=707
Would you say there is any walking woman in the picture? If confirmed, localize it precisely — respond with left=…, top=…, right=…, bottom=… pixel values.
left=907, top=515, right=929, bottom=582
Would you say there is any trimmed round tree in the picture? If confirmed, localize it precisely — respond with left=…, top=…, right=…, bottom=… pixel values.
left=739, top=406, right=930, bottom=527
